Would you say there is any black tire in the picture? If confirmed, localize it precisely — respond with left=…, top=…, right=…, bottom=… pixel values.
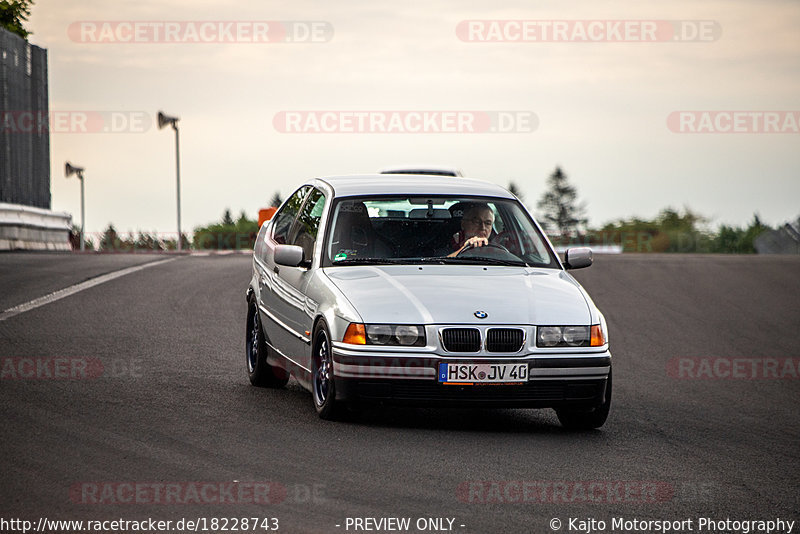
left=556, top=369, right=612, bottom=430
left=246, top=298, right=289, bottom=388
left=311, top=323, right=342, bottom=420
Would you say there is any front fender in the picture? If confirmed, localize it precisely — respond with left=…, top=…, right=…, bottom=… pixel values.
left=307, top=269, right=362, bottom=344
left=246, top=270, right=259, bottom=303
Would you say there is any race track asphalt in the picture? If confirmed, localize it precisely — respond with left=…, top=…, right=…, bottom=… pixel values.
left=1, top=252, right=798, bottom=533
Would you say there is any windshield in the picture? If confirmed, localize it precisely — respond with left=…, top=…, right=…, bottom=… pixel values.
left=322, top=196, right=559, bottom=268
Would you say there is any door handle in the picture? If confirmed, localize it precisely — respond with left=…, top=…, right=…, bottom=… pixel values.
left=273, top=266, right=280, bottom=275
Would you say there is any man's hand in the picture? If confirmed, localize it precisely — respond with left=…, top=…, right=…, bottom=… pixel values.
left=449, top=236, right=489, bottom=257
left=463, top=236, right=489, bottom=250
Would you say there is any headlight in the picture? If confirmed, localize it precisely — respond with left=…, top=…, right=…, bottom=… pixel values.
left=563, top=326, right=590, bottom=346
left=366, top=324, right=393, bottom=344
left=344, top=323, right=426, bottom=347
left=394, top=325, right=422, bottom=346
left=537, top=326, right=562, bottom=347
left=537, top=325, right=605, bottom=348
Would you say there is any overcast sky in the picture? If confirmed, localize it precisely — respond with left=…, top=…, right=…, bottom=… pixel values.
left=25, top=0, right=800, bottom=237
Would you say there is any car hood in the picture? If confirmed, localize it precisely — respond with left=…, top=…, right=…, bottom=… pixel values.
left=323, top=265, right=591, bottom=325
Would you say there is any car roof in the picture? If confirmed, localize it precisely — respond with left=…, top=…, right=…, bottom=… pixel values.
left=313, top=174, right=515, bottom=199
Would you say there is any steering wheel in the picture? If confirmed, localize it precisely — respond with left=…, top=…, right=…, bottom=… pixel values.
left=456, top=242, right=511, bottom=256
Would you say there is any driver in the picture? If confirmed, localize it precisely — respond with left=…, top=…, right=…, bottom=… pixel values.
left=448, top=203, right=495, bottom=257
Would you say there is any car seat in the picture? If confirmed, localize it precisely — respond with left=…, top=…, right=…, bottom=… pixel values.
left=330, top=202, right=394, bottom=260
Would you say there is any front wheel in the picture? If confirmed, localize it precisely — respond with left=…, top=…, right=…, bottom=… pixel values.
left=555, top=370, right=612, bottom=430
left=311, top=324, right=342, bottom=420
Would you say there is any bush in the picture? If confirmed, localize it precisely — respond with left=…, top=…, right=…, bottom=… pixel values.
left=570, top=209, right=771, bottom=253
left=193, top=210, right=259, bottom=251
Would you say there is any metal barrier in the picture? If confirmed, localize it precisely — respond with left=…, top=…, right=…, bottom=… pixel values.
left=755, top=218, right=800, bottom=255
left=0, top=202, right=71, bottom=250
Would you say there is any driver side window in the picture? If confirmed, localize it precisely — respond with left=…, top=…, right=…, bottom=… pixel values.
left=271, top=186, right=311, bottom=244
left=287, top=188, right=326, bottom=262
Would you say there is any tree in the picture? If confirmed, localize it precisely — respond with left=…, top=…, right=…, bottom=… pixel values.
left=653, top=207, right=711, bottom=252
left=711, top=214, right=771, bottom=253
left=98, top=224, right=135, bottom=251
left=193, top=209, right=258, bottom=250
left=98, top=224, right=119, bottom=251
left=595, top=207, right=711, bottom=252
left=591, top=208, right=773, bottom=253
left=221, top=208, right=234, bottom=226
left=133, top=231, right=163, bottom=251
left=537, top=167, right=587, bottom=237
left=69, top=224, right=94, bottom=251
left=507, top=181, right=524, bottom=201
left=741, top=214, right=771, bottom=251
left=269, top=192, right=283, bottom=208
left=164, top=233, right=190, bottom=251
left=1, top=0, right=34, bottom=39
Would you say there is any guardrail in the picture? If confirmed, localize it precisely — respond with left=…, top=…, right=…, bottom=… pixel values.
left=0, top=203, right=72, bottom=251
left=754, top=219, right=800, bottom=255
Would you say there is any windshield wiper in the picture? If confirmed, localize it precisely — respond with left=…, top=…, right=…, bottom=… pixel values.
left=329, top=258, right=406, bottom=265
left=330, top=257, right=530, bottom=267
left=435, top=256, right=530, bottom=267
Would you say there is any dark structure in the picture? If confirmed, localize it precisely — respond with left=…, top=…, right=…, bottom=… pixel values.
left=0, top=28, right=68, bottom=251
left=1, top=26, right=50, bottom=208
left=755, top=217, right=800, bottom=255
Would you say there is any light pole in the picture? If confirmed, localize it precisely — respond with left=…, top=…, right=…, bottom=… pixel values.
left=65, top=162, right=85, bottom=251
left=158, top=111, right=182, bottom=251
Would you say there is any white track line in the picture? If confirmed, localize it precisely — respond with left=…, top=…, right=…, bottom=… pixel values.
left=0, top=258, right=176, bottom=322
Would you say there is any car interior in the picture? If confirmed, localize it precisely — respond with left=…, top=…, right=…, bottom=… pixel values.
left=329, top=198, right=512, bottom=260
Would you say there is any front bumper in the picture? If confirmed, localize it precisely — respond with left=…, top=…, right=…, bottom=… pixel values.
left=331, top=344, right=611, bottom=408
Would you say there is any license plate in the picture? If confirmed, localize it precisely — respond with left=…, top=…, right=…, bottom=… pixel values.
left=438, top=363, right=528, bottom=384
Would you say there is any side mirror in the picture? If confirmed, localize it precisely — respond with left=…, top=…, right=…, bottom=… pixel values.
left=274, top=244, right=305, bottom=267
left=564, top=247, right=593, bottom=270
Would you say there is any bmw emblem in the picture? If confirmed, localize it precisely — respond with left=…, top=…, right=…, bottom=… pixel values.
left=474, top=310, right=488, bottom=319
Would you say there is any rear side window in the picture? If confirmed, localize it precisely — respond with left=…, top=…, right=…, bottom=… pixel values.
left=271, top=186, right=311, bottom=244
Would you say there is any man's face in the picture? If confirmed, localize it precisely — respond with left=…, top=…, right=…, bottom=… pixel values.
left=461, top=207, right=495, bottom=239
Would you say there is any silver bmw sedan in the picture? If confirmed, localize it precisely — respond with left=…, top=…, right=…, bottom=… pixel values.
left=246, top=174, right=611, bottom=428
